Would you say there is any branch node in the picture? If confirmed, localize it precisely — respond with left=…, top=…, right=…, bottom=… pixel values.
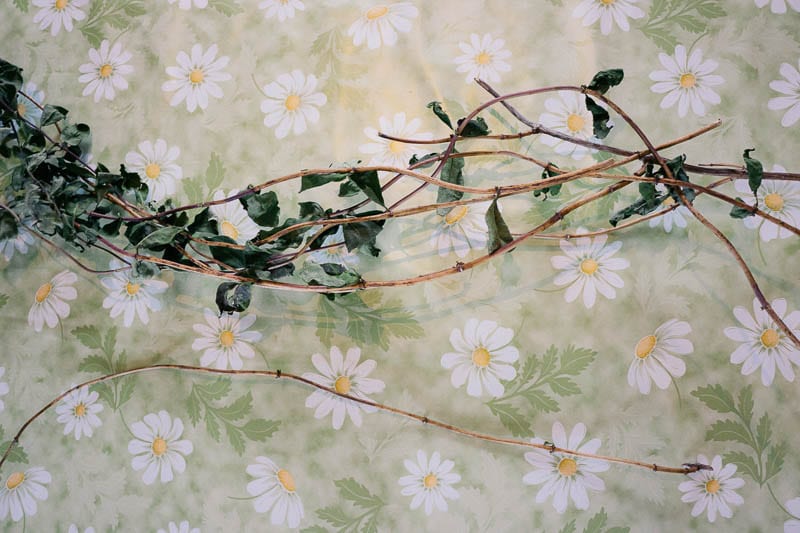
left=275, top=369, right=282, bottom=378
left=653, top=463, right=658, bottom=472
left=455, top=261, right=465, bottom=272
left=544, top=440, right=556, bottom=453
left=494, top=186, right=501, bottom=199
left=421, top=416, right=429, bottom=424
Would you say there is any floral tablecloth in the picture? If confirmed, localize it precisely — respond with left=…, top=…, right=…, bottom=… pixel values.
left=2, top=1, right=800, bottom=531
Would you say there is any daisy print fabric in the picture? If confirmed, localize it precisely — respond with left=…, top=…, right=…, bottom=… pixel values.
left=192, top=308, right=263, bottom=370
left=28, top=270, right=77, bottom=332
left=162, top=44, right=231, bottom=112
left=246, top=456, right=304, bottom=528
left=260, top=70, right=327, bottom=139
left=348, top=3, right=418, bottom=49
left=649, top=45, right=724, bottom=118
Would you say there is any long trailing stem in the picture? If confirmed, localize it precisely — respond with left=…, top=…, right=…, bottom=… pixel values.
left=0, top=363, right=711, bottom=475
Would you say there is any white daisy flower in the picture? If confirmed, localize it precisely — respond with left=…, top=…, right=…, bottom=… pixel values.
left=0, top=222, right=35, bottom=262
left=32, top=0, right=88, bottom=36
left=453, top=33, right=512, bottom=84
left=246, top=456, right=304, bottom=528
left=0, top=467, right=51, bottom=522
left=259, top=0, right=305, bottom=21
left=306, top=227, right=359, bottom=267
left=768, top=59, right=800, bottom=128
left=28, top=270, right=78, bottom=332
left=157, top=520, right=200, bottom=533
left=538, top=91, right=598, bottom=160
left=101, top=258, right=169, bottom=328
left=68, top=526, right=95, bottom=533
left=628, top=319, right=693, bottom=394
left=724, top=297, right=800, bottom=386
left=162, top=44, right=231, bottom=113
left=572, top=0, right=645, bottom=35
left=209, top=189, right=262, bottom=244
left=168, top=0, right=208, bottom=9
left=16, top=82, right=45, bottom=125
left=734, top=165, right=800, bottom=241
left=755, top=0, right=800, bottom=13
left=78, top=40, right=134, bottom=103
left=302, top=346, right=385, bottom=430
left=0, top=367, right=7, bottom=413
left=359, top=112, right=433, bottom=172
left=398, top=450, right=461, bottom=515
left=649, top=45, right=724, bottom=118
left=648, top=183, right=691, bottom=233
left=55, top=384, right=103, bottom=440
left=192, top=308, right=262, bottom=370
left=128, top=410, right=193, bottom=485
left=679, top=454, right=744, bottom=523
left=440, top=318, right=519, bottom=398
left=550, top=232, right=629, bottom=309
left=260, top=70, right=327, bottom=139
left=523, top=421, right=609, bottom=514
left=785, top=497, right=800, bottom=532
left=430, top=201, right=490, bottom=258
left=124, top=139, right=183, bottom=204
left=347, top=2, right=418, bottom=49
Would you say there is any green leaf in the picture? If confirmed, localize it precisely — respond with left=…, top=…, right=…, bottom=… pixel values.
left=737, top=386, right=753, bottom=425
left=486, top=401, right=533, bottom=437
left=427, top=101, right=453, bottom=129
left=409, top=152, right=439, bottom=168
left=691, top=385, right=736, bottom=414
left=204, top=409, right=222, bottom=442
left=136, top=226, right=184, bottom=250
left=72, top=325, right=103, bottom=350
left=585, top=69, right=624, bottom=95
left=335, top=478, right=384, bottom=509
left=0, top=437, right=28, bottom=465
left=706, top=419, right=755, bottom=448
left=559, top=346, right=596, bottom=375
left=457, top=116, right=491, bottom=137
left=348, top=170, right=386, bottom=208
left=317, top=506, right=351, bottom=527
left=244, top=191, right=280, bottom=227
left=743, top=149, right=763, bottom=196
left=299, top=527, right=329, bottom=533
left=0, top=59, right=23, bottom=110
left=549, top=376, right=580, bottom=396
left=559, top=521, right=577, bottom=533
left=300, top=171, right=349, bottom=192
left=215, top=282, right=252, bottom=313
left=342, top=218, right=385, bottom=256
left=729, top=197, right=755, bottom=219
left=609, top=195, right=664, bottom=227
left=123, top=0, right=146, bottom=16
left=13, top=0, right=28, bottom=12
left=39, top=104, right=68, bottom=127
left=117, top=377, right=135, bottom=408
left=187, top=391, right=201, bottom=426
left=226, top=424, right=246, bottom=455
left=436, top=152, right=465, bottom=212
left=93, top=383, right=115, bottom=409
left=0, top=294, right=7, bottom=309
left=485, top=198, right=513, bottom=254
left=521, top=389, right=560, bottom=413
left=585, top=96, right=613, bottom=139
left=338, top=179, right=360, bottom=197
left=533, top=163, right=562, bottom=199
left=583, top=507, right=608, bottom=533
left=216, top=392, right=253, bottom=422
left=102, top=326, right=117, bottom=357
left=208, top=236, right=245, bottom=268
left=722, top=451, right=760, bottom=483
left=132, top=260, right=160, bottom=279
left=765, top=442, right=786, bottom=482
left=299, top=262, right=361, bottom=288
left=196, top=378, right=232, bottom=401
left=78, top=355, right=113, bottom=374
left=209, top=0, right=244, bottom=16
left=241, top=419, right=281, bottom=441
left=755, top=414, right=771, bottom=452
left=205, top=152, right=225, bottom=190
left=0, top=211, right=17, bottom=241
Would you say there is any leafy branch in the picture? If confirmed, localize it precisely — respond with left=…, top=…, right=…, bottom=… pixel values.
left=315, top=478, right=385, bottom=533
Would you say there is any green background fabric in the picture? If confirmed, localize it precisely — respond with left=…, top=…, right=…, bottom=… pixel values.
left=1, top=0, right=799, bottom=531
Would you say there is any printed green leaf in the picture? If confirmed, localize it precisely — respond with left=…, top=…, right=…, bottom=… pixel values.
left=522, top=389, right=560, bottom=412
left=335, top=478, right=384, bottom=509
left=244, top=191, right=280, bottom=227
left=209, top=0, right=244, bottom=15
left=427, top=101, right=453, bottom=129
left=722, top=451, right=759, bottom=483
left=79, top=355, right=113, bottom=374
left=226, top=425, right=246, bottom=454
left=737, top=386, right=753, bottom=425
left=123, top=0, right=146, bottom=16
left=436, top=151, right=465, bottom=212
left=317, top=506, right=351, bottom=527
left=241, top=419, right=281, bottom=441
left=215, top=392, right=253, bottom=422
left=0, top=436, right=28, bottom=465
left=205, top=152, right=225, bottom=190
left=765, top=442, right=786, bottom=482
left=706, top=419, right=756, bottom=448
left=299, top=527, right=329, bottom=533
left=585, top=69, right=624, bottom=95
left=559, top=345, right=597, bottom=375
left=743, top=149, right=763, bottom=196
left=0, top=294, right=7, bottom=309
left=348, top=170, right=386, bottom=208
left=691, top=384, right=736, bottom=414
left=729, top=197, right=755, bottom=219
left=755, top=414, right=771, bottom=452
left=72, top=325, right=103, bottom=350
left=485, top=198, right=513, bottom=254
left=102, top=327, right=117, bottom=358
left=117, top=377, right=135, bottom=409
left=559, top=521, right=577, bottom=533
left=549, top=376, right=581, bottom=396
left=205, top=409, right=222, bottom=441
left=318, top=294, right=423, bottom=350
left=40, top=104, right=68, bottom=127
left=13, top=0, right=28, bottom=12
left=584, top=507, right=608, bottom=533
left=486, top=401, right=533, bottom=437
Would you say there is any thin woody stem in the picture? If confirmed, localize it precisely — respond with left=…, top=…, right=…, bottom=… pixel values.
left=0, top=364, right=710, bottom=475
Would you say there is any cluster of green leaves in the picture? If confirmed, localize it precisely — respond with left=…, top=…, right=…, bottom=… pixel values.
left=640, top=0, right=725, bottom=51
left=558, top=507, right=630, bottom=533
left=80, top=1, right=146, bottom=47
left=74, top=326, right=137, bottom=411
left=486, top=345, right=597, bottom=437
left=692, top=384, right=785, bottom=486
left=0, top=425, right=28, bottom=465
left=185, top=378, right=280, bottom=455
left=308, top=478, right=385, bottom=533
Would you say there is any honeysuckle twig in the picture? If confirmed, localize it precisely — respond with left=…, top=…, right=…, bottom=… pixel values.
left=0, top=364, right=711, bottom=475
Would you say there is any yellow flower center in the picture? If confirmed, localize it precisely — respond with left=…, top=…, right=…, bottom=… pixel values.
left=580, top=258, right=598, bottom=275
left=663, top=196, right=676, bottom=206
left=220, top=220, right=239, bottom=241
left=334, top=375, right=351, bottom=394
left=601, top=0, right=615, bottom=4
left=55, top=0, right=68, bottom=10
left=99, top=64, right=113, bottom=79
left=277, top=468, right=296, bottom=492
left=17, top=102, right=26, bottom=116
left=566, top=113, right=585, bottom=133
left=760, top=328, right=779, bottom=349
left=635, top=335, right=657, bottom=359
left=705, top=479, right=720, bottom=494
left=388, top=140, right=405, bottom=154
left=764, top=193, right=784, bottom=212
left=152, top=437, right=167, bottom=456
left=472, top=347, right=491, bottom=368
left=144, top=163, right=161, bottom=180
left=444, top=205, right=469, bottom=225
left=126, top=282, right=140, bottom=296
left=557, top=457, right=578, bottom=477
left=366, top=5, right=388, bottom=20
left=284, top=94, right=301, bottom=111
left=35, top=282, right=52, bottom=303
left=74, top=403, right=86, bottom=417
left=679, top=73, right=696, bottom=89
left=423, top=473, right=438, bottom=488
left=476, top=52, right=491, bottom=65
left=189, top=69, right=204, bottom=84
left=5, top=472, right=24, bottom=490
left=219, top=330, right=235, bottom=347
